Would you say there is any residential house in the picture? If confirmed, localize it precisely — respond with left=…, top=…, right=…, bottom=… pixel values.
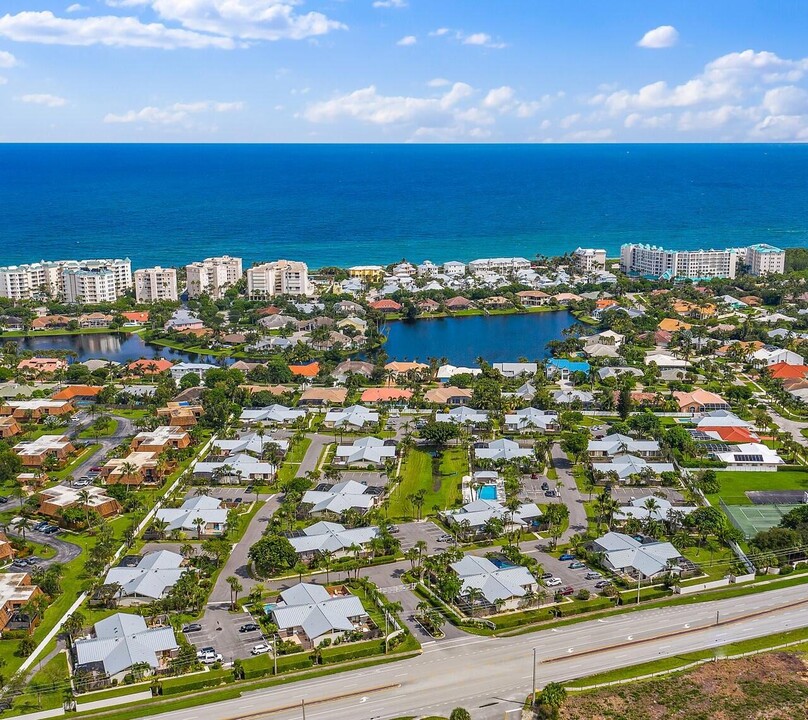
left=751, top=346, right=804, bottom=367
left=102, top=452, right=159, bottom=485
left=212, top=433, right=289, bottom=458
left=551, top=389, right=594, bottom=407
left=673, top=390, right=730, bottom=414
left=332, top=360, right=375, bottom=383
left=546, top=358, right=590, bottom=380
left=644, top=353, right=691, bottom=370
left=614, top=496, right=697, bottom=524
left=104, top=551, right=189, bottom=602
left=302, top=479, right=382, bottom=516
left=169, top=362, right=216, bottom=383
left=503, top=408, right=559, bottom=433
left=369, top=299, right=402, bottom=314
left=334, top=437, right=397, bottom=466
left=516, top=290, right=550, bottom=307
left=288, top=522, right=379, bottom=560
left=51, top=385, right=102, bottom=404
left=14, top=435, right=74, bottom=467
left=591, top=532, right=683, bottom=580
left=359, top=388, right=413, bottom=404
left=289, top=362, right=320, bottom=379
left=424, top=387, right=473, bottom=406
left=597, top=366, right=643, bottom=381
left=155, top=496, right=228, bottom=536
left=435, top=406, right=488, bottom=425
left=130, top=426, right=191, bottom=453
left=240, top=404, right=307, bottom=425
left=445, top=296, right=474, bottom=311
left=657, top=318, right=692, bottom=333
left=593, top=455, right=676, bottom=481
left=39, top=485, right=121, bottom=520
left=1, top=399, right=74, bottom=420
left=437, top=365, right=481, bottom=382
left=127, top=358, right=174, bottom=376
left=711, top=443, right=784, bottom=471
left=0, top=417, right=21, bottom=439
left=270, top=583, right=371, bottom=650
left=17, top=357, right=68, bottom=376
left=474, top=438, right=533, bottom=462
left=156, top=403, right=204, bottom=428
left=492, top=363, right=537, bottom=378
left=194, top=453, right=277, bottom=484
left=323, top=405, right=379, bottom=429
left=384, top=361, right=429, bottom=376
left=74, top=614, right=178, bottom=680
left=450, top=555, right=537, bottom=613
left=0, top=573, right=43, bottom=632
left=442, top=499, right=541, bottom=534
left=164, top=308, right=204, bottom=332
left=298, top=387, right=348, bottom=406
left=588, top=434, right=663, bottom=462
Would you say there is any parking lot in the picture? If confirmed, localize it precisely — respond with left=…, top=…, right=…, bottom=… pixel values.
left=341, top=471, right=387, bottom=488
left=393, top=520, right=447, bottom=555
left=525, top=546, right=610, bottom=597
left=183, top=604, right=267, bottom=662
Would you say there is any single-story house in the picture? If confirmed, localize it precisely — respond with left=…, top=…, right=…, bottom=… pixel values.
left=435, top=406, right=488, bottom=425
left=424, top=387, right=473, bottom=406
left=104, top=551, right=189, bottom=601
left=442, top=499, right=541, bottom=534
left=614, top=496, right=697, bottom=524
left=323, top=405, right=379, bottom=429
left=594, top=454, right=675, bottom=481
left=359, top=388, right=413, bottom=404
left=503, top=408, right=559, bottom=433
left=298, top=387, right=348, bottom=406
left=302, top=479, right=382, bottom=515
left=592, top=532, right=683, bottom=580
left=155, top=496, right=228, bottom=536
left=492, top=362, right=538, bottom=378
left=212, top=433, right=289, bottom=458
left=474, top=438, right=534, bottom=462
left=288, top=522, right=379, bottom=560
left=673, top=390, right=730, bottom=414
left=194, top=452, right=277, bottom=483
left=588, top=434, right=663, bottom=461
left=240, top=404, right=307, bottom=425
left=450, top=555, right=537, bottom=613
left=334, top=437, right=396, bottom=465
left=711, top=442, right=784, bottom=471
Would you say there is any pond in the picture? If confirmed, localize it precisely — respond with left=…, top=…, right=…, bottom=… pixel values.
left=381, top=311, right=575, bottom=365
left=12, top=332, right=226, bottom=365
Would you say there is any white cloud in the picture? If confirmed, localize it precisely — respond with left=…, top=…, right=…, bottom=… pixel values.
left=427, top=78, right=450, bottom=88
left=429, top=28, right=506, bottom=49
left=0, top=11, right=237, bottom=49
left=637, top=25, right=679, bottom=49
left=104, top=100, right=243, bottom=124
left=562, top=128, right=613, bottom=142
left=20, top=93, right=67, bottom=107
left=396, top=35, right=416, bottom=46
left=0, top=2, right=345, bottom=50
left=750, top=114, right=808, bottom=141
left=372, top=0, right=407, bottom=7
left=66, top=3, right=89, bottom=11
left=0, top=50, right=18, bottom=68
left=761, top=85, right=808, bottom=115
left=145, top=0, right=346, bottom=42
left=304, top=85, right=443, bottom=125
left=482, top=85, right=515, bottom=109
left=677, top=105, right=754, bottom=131
left=624, top=112, right=672, bottom=129
left=559, top=112, right=581, bottom=128
left=429, top=28, right=450, bottom=37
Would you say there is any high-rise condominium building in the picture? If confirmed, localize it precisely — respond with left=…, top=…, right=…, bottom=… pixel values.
left=246, top=260, right=313, bottom=299
left=186, top=256, right=243, bottom=300
left=573, top=248, right=607, bottom=273
left=0, top=258, right=131, bottom=301
left=745, top=244, right=785, bottom=276
left=620, top=244, right=741, bottom=280
left=134, top=266, right=179, bottom=303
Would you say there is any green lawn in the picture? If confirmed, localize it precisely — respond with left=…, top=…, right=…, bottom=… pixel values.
left=277, top=436, right=313, bottom=483
left=49, top=444, right=102, bottom=480
left=706, top=468, right=808, bottom=505
left=111, top=408, right=149, bottom=421
left=387, top=447, right=465, bottom=519
left=79, top=418, right=119, bottom=439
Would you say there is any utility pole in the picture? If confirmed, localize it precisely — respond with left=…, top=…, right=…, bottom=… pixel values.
left=273, top=634, right=277, bottom=675
left=301, top=699, right=306, bottom=720
left=716, top=610, right=720, bottom=626
left=636, top=574, right=642, bottom=605
left=531, top=648, right=537, bottom=707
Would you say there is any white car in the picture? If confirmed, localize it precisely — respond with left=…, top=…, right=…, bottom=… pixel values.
left=251, top=643, right=270, bottom=655
left=200, top=652, right=223, bottom=664
left=545, top=577, right=563, bottom=587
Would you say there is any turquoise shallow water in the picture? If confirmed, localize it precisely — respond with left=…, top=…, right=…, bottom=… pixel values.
left=1, top=144, right=807, bottom=268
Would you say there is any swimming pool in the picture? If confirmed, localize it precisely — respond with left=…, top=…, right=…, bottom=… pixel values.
left=478, top=484, right=498, bottom=500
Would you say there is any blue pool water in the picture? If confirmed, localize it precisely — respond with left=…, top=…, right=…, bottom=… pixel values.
left=478, top=485, right=498, bottom=501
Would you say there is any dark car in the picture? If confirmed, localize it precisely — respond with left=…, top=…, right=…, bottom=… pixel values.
left=559, top=553, right=575, bottom=561
left=540, top=572, right=554, bottom=580
left=541, top=482, right=550, bottom=491
left=544, top=490, right=557, bottom=497
left=233, top=497, right=243, bottom=504
left=245, top=485, right=254, bottom=494
left=594, top=580, right=612, bottom=589
left=239, top=623, right=260, bottom=633
left=182, top=623, right=202, bottom=633
left=0, top=496, right=8, bottom=504
left=43, top=526, right=60, bottom=534
left=561, top=586, right=575, bottom=596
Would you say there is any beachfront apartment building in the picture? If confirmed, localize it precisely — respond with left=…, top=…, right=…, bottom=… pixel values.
left=0, top=258, right=131, bottom=301
left=348, top=265, right=384, bottom=282
left=745, top=243, right=785, bottom=276
left=134, top=266, right=179, bottom=303
left=186, top=256, right=243, bottom=299
left=468, top=257, right=531, bottom=274
left=573, top=248, right=607, bottom=273
left=620, top=243, right=741, bottom=280
left=247, top=260, right=313, bottom=298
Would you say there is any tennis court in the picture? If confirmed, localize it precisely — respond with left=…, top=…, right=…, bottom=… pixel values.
left=721, top=501, right=801, bottom=539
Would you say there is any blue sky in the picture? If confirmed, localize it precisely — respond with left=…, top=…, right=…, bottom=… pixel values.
left=1, top=0, right=808, bottom=142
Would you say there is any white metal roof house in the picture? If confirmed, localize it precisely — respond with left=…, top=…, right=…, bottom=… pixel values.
left=614, top=496, right=697, bottom=524
left=302, top=480, right=380, bottom=516
left=492, top=362, right=538, bottom=378
left=503, top=408, right=559, bottom=432
left=323, top=405, right=379, bottom=429
left=239, top=405, right=306, bottom=426
left=474, top=438, right=534, bottom=462
left=711, top=442, right=784, bottom=471
left=288, top=522, right=379, bottom=560
left=155, top=496, right=228, bottom=536
left=588, top=434, right=662, bottom=461
left=194, top=452, right=277, bottom=483
left=74, top=614, right=178, bottom=679
left=271, top=583, right=370, bottom=650
left=104, top=551, right=188, bottom=602
left=212, top=433, right=289, bottom=457
left=435, top=406, right=489, bottom=425
left=450, top=555, right=537, bottom=612
left=442, top=499, right=541, bottom=533
left=592, top=532, right=683, bottom=580
left=334, top=437, right=396, bottom=466
left=594, top=455, right=675, bottom=481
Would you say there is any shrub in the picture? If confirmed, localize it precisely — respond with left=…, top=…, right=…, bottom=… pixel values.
left=779, top=564, right=794, bottom=576
left=575, top=589, right=590, bottom=601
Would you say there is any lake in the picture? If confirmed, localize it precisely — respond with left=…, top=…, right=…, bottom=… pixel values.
left=381, top=311, right=575, bottom=365
left=12, top=333, right=226, bottom=365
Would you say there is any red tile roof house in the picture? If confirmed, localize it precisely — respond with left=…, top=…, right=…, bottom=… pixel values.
left=360, top=388, right=414, bottom=403
left=767, top=362, right=808, bottom=380
left=445, top=296, right=473, bottom=311
left=673, top=390, right=730, bottom=414
left=289, top=362, right=321, bottom=379
left=127, top=358, right=174, bottom=376
left=369, top=299, right=402, bottom=314
left=121, top=311, right=149, bottom=325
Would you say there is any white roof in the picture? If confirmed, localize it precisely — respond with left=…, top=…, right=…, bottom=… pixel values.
left=213, top=433, right=289, bottom=456
left=615, top=496, right=697, bottom=523
left=435, top=406, right=488, bottom=424
left=240, top=405, right=306, bottom=424
left=271, top=583, right=368, bottom=643
left=474, top=438, right=533, bottom=461
left=644, top=353, right=690, bottom=368
left=334, top=437, right=396, bottom=465
left=75, top=614, right=178, bottom=676
left=155, top=496, right=227, bottom=532
left=437, top=364, right=482, bottom=378
left=504, top=407, right=558, bottom=430
left=594, top=532, right=681, bottom=578
left=325, top=405, right=378, bottom=428
left=596, top=455, right=675, bottom=479
left=713, top=442, right=784, bottom=466
left=588, top=434, right=661, bottom=457
left=696, top=410, right=751, bottom=429
left=194, top=452, right=277, bottom=479
left=302, top=480, right=376, bottom=514
left=104, top=551, right=187, bottom=600
left=444, top=499, right=541, bottom=529
left=451, top=555, right=537, bottom=604
left=289, top=521, right=379, bottom=555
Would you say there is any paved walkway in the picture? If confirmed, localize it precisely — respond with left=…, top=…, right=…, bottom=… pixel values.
left=295, top=433, right=331, bottom=478
left=549, top=443, right=588, bottom=543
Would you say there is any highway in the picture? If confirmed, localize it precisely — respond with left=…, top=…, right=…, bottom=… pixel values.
left=144, top=583, right=808, bottom=720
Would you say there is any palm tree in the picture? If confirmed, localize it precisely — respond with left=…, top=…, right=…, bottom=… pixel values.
left=151, top=518, right=169, bottom=540
left=180, top=543, right=195, bottom=560
left=192, top=516, right=206, bottom=540
left=465, top=587, right=484, bottom=617
left=76, top=489, right=92, bottom=529
left=226, top=575, right=243, bottom=610
left=321, top=549, right=334, bottom=584
left=16, top=516, right=31, bottom=543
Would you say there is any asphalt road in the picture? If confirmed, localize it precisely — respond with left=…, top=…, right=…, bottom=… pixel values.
left=143, top=584, right=808, bottom=720
left=5, top=527, right=82, bottom=568
left=549, top=443, right=588, bottom=543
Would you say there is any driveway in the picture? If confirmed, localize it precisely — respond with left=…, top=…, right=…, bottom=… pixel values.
left=5, top=527, right=82, bottom=569
left=296, top=434, right=331, bottom=478
left=548, top=443, right=588, bottom=543
left=206, top=495, right=280, bottom=604
left=766, top=404, right=808, bottom=447
left=65, top=413, right=135, bottom=482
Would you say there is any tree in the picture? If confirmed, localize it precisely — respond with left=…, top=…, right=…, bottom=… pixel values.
left=226, top=575, right=243, bottom=610
left=535, top=681, right=567, bottom=718
left=248, top=535, right=297, bottom=577
left=193, top=516, right=206, bottom=540
left=419, top=421, right=460, bottom=449
left=449, top=709, right=472, bottom=720
left=61, top=611, right=85, bottom=649
left=617, top=384, right=633, bottom=420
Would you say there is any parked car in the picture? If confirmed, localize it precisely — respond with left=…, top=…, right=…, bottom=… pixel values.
left=183, top=623, right=202, bottom=633
left=568, top=561, right=586, bottom=569
left=559, top=554, right=575, bottom=561
left=540, top=572, right=554, bottom=580
left=584, top=572, right=602, bottom=580
left=594, top=580, right=612, bottom=589
left=245, top=485, right=254, bottom=494
left=196, top=646, right=215, bottom=658
left=233, top=498, right=243, bottom=504
left=239, top=623, right=260, bottom=633
left=201, top=652, right=223, bottom=665
left=388, top=525, right=400, bottom=533
left=545, top=577, right=563, bottom=587
left=544, top=490, right=557, bottom=497
left=0, top=496, right=8, bottom=504
left=560, top=586, right=575, bottom=596
left=43, top=526, right=59, bottom=535
left=251, top=644, right=270, bottom=655
left=437, top=534, right=453, bottom=543
left=541, top=482, right=550, bottom=491
left=73, top=479, right=91, bottom=488
left=34, top=522, right=49, bottom=532
left=90, top=466, right=102, bottom=472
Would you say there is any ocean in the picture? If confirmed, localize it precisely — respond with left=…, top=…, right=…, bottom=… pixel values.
left=1, top=144, right=807, bottom=269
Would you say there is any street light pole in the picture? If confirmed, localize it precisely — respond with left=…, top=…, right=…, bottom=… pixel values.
left=531, top=648, right=537, bottom=707
left=301, top=699, right=306, bottom=720
left=273, top=634, right=277, bottom=675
